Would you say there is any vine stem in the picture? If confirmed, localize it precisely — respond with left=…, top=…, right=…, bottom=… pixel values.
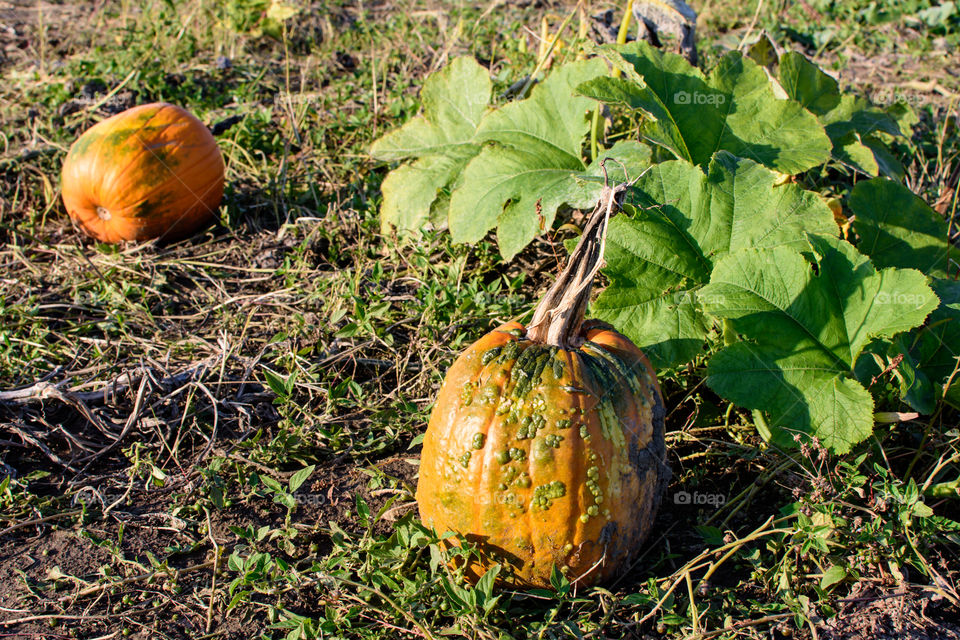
left=526, top=164, right=642, bottom=348
left=590, top=0, right=635, bottom=162
left=590, top=106, right=601, bottom=162
left=517, top=2, right=581, bottom=100
left=615, top=0, right=636, bottom=47
left=904, top=354, right=960, bottom=480
left=631, top=516, right=794, bottom=628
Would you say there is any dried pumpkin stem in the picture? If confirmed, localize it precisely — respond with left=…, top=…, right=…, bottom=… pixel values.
left=526, top=164, right=639, bottom=349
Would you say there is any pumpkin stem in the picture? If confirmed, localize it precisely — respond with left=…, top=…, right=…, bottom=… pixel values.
left=526, top=162, right=641, bottom=349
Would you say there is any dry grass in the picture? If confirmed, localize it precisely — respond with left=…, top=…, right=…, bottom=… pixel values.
left=1, top=1, right=959, bottom=638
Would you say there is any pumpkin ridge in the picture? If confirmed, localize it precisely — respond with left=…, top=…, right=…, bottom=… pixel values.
left=113, top=172, right=220, bottom=233
left=470, top=347, right=511, bottom=545
left=137, top=146, right=224, bottom=224
left=95, top=105, right=179, bottom=202
left=644, top=379, right=670, bottom=508
left=522, top=355, right=546, bottom=573
left=147, top=131, right=224, bottom=183
left=76, top=131, right=111, bottom=211
left=99, top=105, right=216, bottom=208
left=504, top=340, right=534, bottom=544
left=99, top=121, right=195, bottom=202
left=103, top=160, right=209, bottom=219
left=96, top=103, right=167, bottom=158
left=564, top=349, right=589, bottom=576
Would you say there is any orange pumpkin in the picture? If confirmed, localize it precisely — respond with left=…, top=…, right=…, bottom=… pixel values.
left=61, top=102, right=224, bottom=243
left=416, top=180, right=669, bottom=588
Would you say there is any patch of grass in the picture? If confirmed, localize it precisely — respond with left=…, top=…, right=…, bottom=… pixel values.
left=0, top=1, right=958, bottom=639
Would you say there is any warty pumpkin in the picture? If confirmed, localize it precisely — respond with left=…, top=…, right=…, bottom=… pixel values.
left=61, top=102, right=224, bottom=243
left=416, top=175, right=669, bottom=588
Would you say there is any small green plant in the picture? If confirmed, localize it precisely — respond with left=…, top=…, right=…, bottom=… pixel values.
left=372, top=40, right=953, bottom=453
left=757, top=439, right=958, bottom=626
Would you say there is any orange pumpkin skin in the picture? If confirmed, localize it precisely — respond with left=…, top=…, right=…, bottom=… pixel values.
left=61, top=103, right=224, bottom=243
left=416, top=319, right=667, bottom=588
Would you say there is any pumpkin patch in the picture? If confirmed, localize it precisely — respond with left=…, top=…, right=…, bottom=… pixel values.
left=2, top=2, right=958, bottom=637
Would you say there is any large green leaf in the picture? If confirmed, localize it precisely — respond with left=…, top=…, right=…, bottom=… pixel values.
left=379, top=154, right=465, bottom=232
left=369, top=57, right=491, bottom=233
left=577, top=42, right=832, bottom=175
left=855, top=282, right=960, bottom=415
left=778, top=52, right=903, bottom=178
left=776, top=50, right=840, bottom=116
left=701, top=236, right=937, bottom=452
left=849, top=177, right=956, bottom=278
left=448, top=59, right=652, bottom=259
left=593, top=152, right=838, bottom=368
left=369, top=57, right=491, bottom=160
left=905, top=279, right=960, bottom=410
left=844, top=179, right=958, bottom=413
